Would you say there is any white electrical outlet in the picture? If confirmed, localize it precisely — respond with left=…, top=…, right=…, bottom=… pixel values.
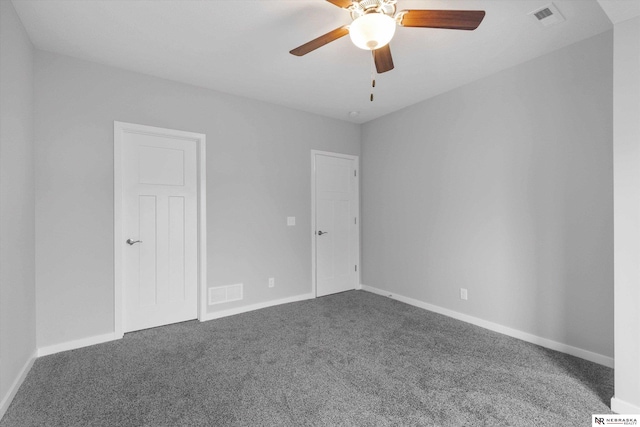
left=268, top=277, right=275, bottom=288
left=460, top=288, right=468, bottom=300
left=287, top=217, right=296, bottom=226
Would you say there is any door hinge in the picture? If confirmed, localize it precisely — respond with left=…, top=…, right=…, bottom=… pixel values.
left=354, top=170, right=357, bottom=177
left=354, top=217, right=357, bottom=225
left=355, top=265, right=358, bottom=272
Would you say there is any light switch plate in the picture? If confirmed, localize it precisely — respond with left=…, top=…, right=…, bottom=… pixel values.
left=287, top=217, right=295, bottom=226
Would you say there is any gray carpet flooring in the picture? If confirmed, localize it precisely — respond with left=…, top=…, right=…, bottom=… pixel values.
left=2, top=290, right=613, bottom=426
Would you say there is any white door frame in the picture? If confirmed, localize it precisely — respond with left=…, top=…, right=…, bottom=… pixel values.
left=310, top=150, right=360, bottom=297
left=114, top=121, right=207, bottom=338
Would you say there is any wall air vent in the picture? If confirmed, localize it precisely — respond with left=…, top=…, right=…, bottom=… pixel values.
left=529, top=3, right=565, bottom=27
left=208, top=283, right=243, bottom=305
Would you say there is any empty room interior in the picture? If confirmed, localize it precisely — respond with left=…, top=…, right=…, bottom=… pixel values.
left=1, top=0, right=639, bottom=425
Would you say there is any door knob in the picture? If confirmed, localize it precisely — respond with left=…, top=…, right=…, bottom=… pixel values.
left=126, top=239, right=142, bottom=245
left=317, top=231, right=328, bottom=235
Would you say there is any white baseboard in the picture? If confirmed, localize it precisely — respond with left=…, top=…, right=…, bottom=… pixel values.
left=37, top=293, right=316, bottom=355
left=37, top=332, right=118, bottom=357
left=360, top=284, right=614, bottom=368
left=611, top=397, right=640, bottom=414
left=200, top=292, right=315, bottom=322
left=0, top=350, right=36, bottom=420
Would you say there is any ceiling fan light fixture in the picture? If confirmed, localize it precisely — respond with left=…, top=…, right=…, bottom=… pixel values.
left=349, top=13, right=396, bottom=50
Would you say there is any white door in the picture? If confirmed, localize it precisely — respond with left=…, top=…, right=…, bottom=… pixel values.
left=121, top=129, right=198, bottom=332
left=313, top=152, right=359, bottom=297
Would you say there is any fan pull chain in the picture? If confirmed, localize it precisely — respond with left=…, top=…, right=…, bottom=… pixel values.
left=370, top=51, right=376, bottom=102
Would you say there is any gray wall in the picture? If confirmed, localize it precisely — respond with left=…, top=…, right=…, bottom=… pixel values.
left=34, top=51, right=360, bottom=348
left=612, top=16, right=640, bottom=411
left=361, top=31, right=614, bottom=358
left=0, top=0, right=36, bottom=406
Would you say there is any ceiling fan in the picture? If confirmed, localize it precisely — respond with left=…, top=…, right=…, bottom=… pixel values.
left=290, top=0, right=486, bottom=74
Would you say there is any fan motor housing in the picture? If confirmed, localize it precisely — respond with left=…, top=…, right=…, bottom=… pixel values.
left=350, top=0, right=396, bottom=20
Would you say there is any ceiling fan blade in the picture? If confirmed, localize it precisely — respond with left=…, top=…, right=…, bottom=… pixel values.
left=398, top=10, right=486, bottom=30
left=373, top=44, right=394, bottom=73
left=326, top=0, right=353, bottom=9
left=290, top=26, right=350, bottom=56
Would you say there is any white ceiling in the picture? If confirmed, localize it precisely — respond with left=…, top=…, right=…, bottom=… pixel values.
left=597, top=0, right=640, bottom=24
left=12, top=0, right=614, bottom=123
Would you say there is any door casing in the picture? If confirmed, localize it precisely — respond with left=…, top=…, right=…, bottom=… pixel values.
left=311, top=150, right=360, bottom=297
left=114, top=121, right=207, bottom=338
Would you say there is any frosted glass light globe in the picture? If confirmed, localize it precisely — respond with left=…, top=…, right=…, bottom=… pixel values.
left=349, top=13, right=396, bottom=50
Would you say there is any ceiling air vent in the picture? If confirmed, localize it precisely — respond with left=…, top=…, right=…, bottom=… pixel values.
left=529, top=3, right=565, bottom=27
